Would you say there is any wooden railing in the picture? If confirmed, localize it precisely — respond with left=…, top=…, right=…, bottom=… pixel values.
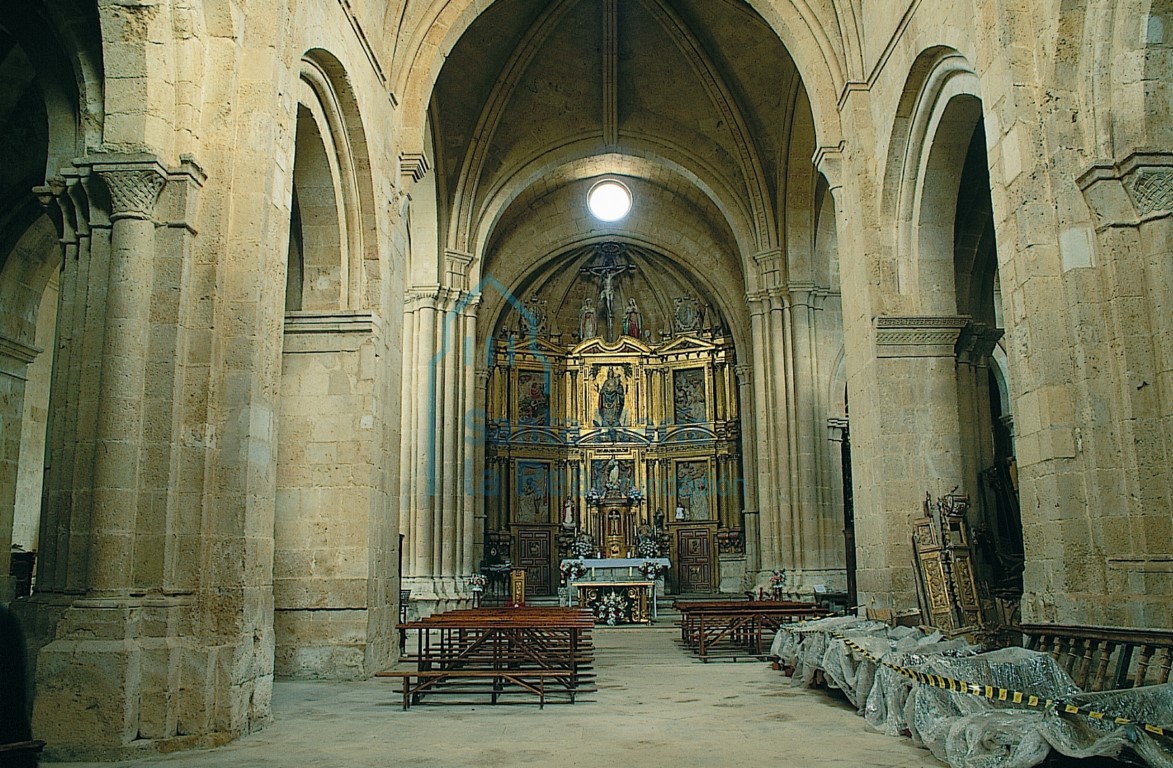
left=1018, top=624, right=1173, bottom=691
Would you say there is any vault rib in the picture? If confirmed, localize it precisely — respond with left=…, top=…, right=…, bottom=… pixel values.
left=638, top=0, right=777, bottom=252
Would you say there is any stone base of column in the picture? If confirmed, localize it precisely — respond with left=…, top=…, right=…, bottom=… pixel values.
left=28, top=596, right=271, bottom=761
left=275, top=606, right=390, bottom=680
left=718, top=554, right=748, bottom=593
left=401, top=575, right=475, bottom=619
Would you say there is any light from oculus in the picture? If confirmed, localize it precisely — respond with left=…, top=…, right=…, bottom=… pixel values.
left=588, top=180, right=632, bottom=222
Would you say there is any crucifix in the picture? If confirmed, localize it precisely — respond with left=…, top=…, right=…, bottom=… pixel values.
left=580, top=246, right=635, bottom=340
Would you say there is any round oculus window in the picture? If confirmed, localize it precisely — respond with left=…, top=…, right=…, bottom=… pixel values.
left=588, top=180, right=632, bottom=222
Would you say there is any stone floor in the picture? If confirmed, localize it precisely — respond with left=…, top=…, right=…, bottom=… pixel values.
left=57, top=626, right=945, bottom=767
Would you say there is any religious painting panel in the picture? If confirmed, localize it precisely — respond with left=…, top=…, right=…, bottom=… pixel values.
left=673, top=368, right=706, bottom=423
left=515, top=461, right=551, bottom=524
left=675, top=459, right=712, bottom=520
left=516, top=369, right=550, bottom=426
left=590, top=457, right=635, bottom=494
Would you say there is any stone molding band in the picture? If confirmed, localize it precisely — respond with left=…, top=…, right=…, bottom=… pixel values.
left=875, top=315, right=969, bottom=358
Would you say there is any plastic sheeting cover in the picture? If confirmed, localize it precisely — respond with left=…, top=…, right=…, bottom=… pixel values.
left=771, top=619, right=1173, bottom=768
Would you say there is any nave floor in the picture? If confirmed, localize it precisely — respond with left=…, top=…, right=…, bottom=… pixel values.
left=57, top=626, right=944, bottom=767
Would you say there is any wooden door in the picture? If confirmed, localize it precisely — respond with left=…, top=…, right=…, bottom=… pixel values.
left=675, top=527, right=713, bottom=593
left=515, top=527, right=554, bottom=596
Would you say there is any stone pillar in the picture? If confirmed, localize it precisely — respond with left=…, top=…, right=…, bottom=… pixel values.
left=853, top=315, right=969, bottom=612
left=734, top=363, right=759, bottom=574
left=1068, top=152, right=1173, bottom=626
left=87, top=160, right=167, bottom=595
left=788, top=286, right=822, bottom=579
left=20, top=154, right=255, bottom=759
left=0, top=336, right=41, bottom=601
left=406, top=291, right=437, bottom=585
left=746, top=293, right=779, bottom=569
left=955, top=322, right=1003, bottom=514
left=472, top=368, right=491, bottom=569
left=459, top=300, right=480, bottom=577
left=401, top=285, right=479, bottom=606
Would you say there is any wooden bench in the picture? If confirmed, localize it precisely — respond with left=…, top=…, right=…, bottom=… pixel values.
left=1019, top=624, right=1173, bottom=691
left=389, top=607, right=597, bottom=707
left=674, top=600, right=831, bottom=661
left=375, top=668, right=571, bottom=709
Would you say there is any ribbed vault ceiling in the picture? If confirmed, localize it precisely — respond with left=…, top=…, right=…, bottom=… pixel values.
left=430, top=0, right=806, bottom=285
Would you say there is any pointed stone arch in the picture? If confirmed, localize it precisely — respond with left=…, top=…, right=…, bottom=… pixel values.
left=883, top=46, right=983, bottom=309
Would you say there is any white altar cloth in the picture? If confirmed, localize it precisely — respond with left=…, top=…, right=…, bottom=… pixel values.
left=562, top=558, right=669, bottom=619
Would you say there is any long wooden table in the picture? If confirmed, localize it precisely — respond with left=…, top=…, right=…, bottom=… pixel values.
left=674, top=600, right=831, bottom=661
left=380, top=607, right=596, bottom=708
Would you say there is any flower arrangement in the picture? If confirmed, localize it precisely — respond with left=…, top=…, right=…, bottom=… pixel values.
left=769, top=568, right=787, bottom=588
left=635, top=536, right=660, bottom=558
left=560, top=559, right=587, bottom=582
left=638, top=560, right=667, bottom=579
left=569, top=536, right=594, bottom=558
left=597, top=591, right=628, bottom=625
left=467, top=573, right=488, bottom=591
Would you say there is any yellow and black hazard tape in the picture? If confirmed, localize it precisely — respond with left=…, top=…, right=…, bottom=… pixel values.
left=827, top=632, right=1170, bottom=740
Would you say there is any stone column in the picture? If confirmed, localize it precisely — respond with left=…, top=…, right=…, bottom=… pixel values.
left=762, top=288, right=797, bottom=571
left=734, top=363, right=758, bottom=574
left=0, top=336, right=41, bottom=601
left=746, top=293, right=778, bottom=569
left=472, top=368, right=491, bottom=569
left=459, top=299, right=479, bottom=578
left=88, top=160, right=167, bottom=595
left=788, top=286, right=822, bottom=577
left=1071, top=153, right=1173, bottom=626
left=404, top=290, right=437, bottom=589
left=438, top=290, right=459, bottom=582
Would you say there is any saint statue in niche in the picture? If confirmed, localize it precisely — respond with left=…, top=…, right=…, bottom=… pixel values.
left=622, top=298, right=642, bottom=339
left=596, top=368, right=626, bottom=427
left=605, top=456, right=620, bottom=489
left=579, top=296, right=598, bottom=339
left=562, top=499, right=576, bottom=528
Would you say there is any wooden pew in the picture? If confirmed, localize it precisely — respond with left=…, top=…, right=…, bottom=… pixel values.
left=375, top=669, right=571, bottom=709
left=674, top=600, right=831, bottom=661
left=1019, top=624, right=1173, bottom=691
left=675, top=600, right=829, bottom=660
left=387, top=607, right=596, bottom=707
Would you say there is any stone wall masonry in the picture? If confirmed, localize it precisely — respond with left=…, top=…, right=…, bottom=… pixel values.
left=276, top=311, right=386, bottom=679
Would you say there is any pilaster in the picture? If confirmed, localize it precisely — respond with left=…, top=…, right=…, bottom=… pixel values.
left=852, top=315, right=970, bottom=613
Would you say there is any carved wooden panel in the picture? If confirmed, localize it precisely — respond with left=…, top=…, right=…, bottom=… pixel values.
left=676, top=527, right=713, bottom=593
left=515, top=527, right=553, bottom=596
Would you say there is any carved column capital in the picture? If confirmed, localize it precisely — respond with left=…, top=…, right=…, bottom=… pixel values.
left=93, top=160, right=167, bottom=221
left=733, top=363, right=753, bottom=384
left=955, top=322, right=1004, bottom=366
left=1078, top=151, right=1173, bottom=224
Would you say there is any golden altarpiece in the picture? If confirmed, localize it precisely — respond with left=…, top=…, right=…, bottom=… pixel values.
left=482, top=243, right=745, bottom=596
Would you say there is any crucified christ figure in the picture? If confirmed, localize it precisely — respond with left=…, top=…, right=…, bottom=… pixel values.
left=580, top=256, right=633, bottom=333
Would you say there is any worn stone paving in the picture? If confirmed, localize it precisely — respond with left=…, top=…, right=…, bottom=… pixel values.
left=55, top=626, right=943, bottom=768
